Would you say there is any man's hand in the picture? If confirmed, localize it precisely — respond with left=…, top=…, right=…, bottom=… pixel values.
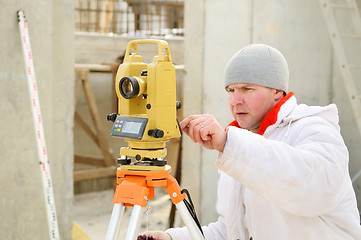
left=180, top=114, right=226, bottom=152
left=138, top=231, right=172, bottom=240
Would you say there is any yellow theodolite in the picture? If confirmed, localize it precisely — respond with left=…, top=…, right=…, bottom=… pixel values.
left=105, top=40, right=205, bottom=240
left=107, top=39, right=181, bottom=171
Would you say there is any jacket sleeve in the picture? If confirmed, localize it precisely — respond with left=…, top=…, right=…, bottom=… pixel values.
left=165, top=219, right=226, bottom=240
left=215, top=118, right=350, bottom=217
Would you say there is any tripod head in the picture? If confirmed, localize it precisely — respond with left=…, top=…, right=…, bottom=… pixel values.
left=107, top=39, right=181, bottom=170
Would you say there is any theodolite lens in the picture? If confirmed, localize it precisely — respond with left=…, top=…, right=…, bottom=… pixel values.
left=119, top=76, right=140, bottom=99
left=122, top=79, right=133, bottom=95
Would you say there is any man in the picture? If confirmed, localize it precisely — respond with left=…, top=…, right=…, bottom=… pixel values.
left=141, top=44, right=361, bottom=239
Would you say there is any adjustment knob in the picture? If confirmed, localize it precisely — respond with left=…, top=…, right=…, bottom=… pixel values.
left=176, top=101, right=182, bottom=109
left=107, top=113, right=117, bottom=122
left=148, top=129, right=164, bottom=138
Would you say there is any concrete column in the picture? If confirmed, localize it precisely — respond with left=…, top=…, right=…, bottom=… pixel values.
left=182, top=0, right=253, bottom=224
left=182, top=0, right=205, bottom=218
left=200, top=0, right=253, bottom=223
left=0, top=1, right=74, bottom=239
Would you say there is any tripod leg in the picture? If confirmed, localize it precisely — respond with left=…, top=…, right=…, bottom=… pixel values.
left=176, top=201, right=205, bottom=240
left=106, top=203, right=125, bottom=240
left=125, top=205, right=143, bottom=240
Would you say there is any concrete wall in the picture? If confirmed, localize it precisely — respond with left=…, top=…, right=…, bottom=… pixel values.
left=0, top=1, right=74, bottom=240
left=182, top=0, right=361, bottom=225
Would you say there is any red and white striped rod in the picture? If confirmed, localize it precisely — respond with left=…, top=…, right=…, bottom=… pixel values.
left=17, top=10, right=60, bottom=240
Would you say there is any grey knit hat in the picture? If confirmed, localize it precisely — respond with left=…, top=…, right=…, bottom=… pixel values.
left=224, top=44, right=289, bottom=92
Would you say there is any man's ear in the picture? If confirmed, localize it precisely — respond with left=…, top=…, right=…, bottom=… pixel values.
left=274, top=90, right=285, bottom=101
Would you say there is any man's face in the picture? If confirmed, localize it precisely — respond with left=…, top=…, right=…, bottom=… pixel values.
left=227, top=83, right=283, bottom=133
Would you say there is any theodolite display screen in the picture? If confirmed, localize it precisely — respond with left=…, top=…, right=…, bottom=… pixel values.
left=122, top=121, right=142, bottom=134
left=111, top=115, right=148, bottom=139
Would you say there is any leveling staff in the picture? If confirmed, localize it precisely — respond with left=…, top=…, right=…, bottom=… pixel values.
left=141, top=44, right=361, bottom=240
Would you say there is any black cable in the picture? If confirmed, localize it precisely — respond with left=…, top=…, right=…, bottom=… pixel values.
left=181, top=189, right=205, bottom=237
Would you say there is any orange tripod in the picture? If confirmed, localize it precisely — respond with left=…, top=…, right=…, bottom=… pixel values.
left=105, top=165, right=205, bottom=240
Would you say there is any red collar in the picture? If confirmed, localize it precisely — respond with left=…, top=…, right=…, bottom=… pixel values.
left=226, top=92, right=294, bottom=135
